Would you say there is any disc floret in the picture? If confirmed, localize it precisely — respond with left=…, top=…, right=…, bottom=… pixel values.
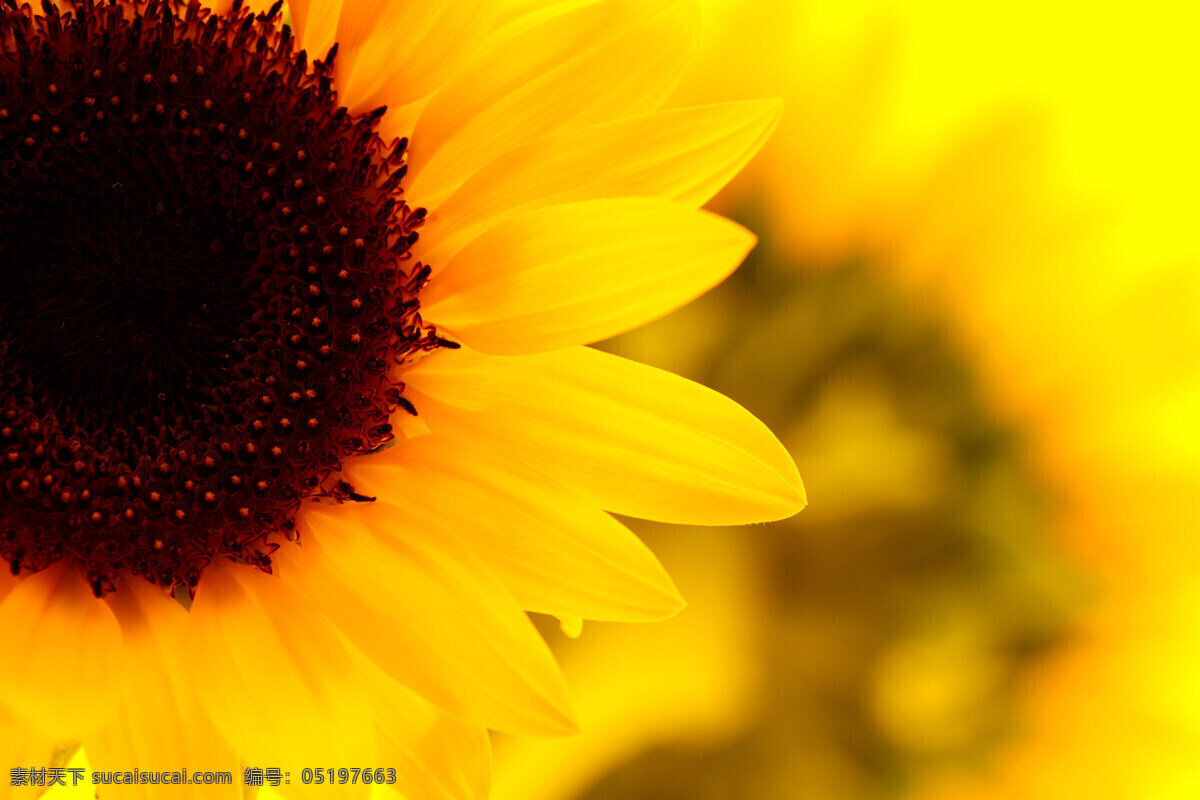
left=0, top=0, right=438, bottom=595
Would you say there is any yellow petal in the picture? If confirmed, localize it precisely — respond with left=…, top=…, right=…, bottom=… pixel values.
left=185, top=560, right=375, bottom=769
left=358, top=655, right=492, bottom=800
left=422, top=198, right=754, bottom=354
left=0, top=704, right=58, bottom=799
left=280, top=502, right=578, bottom=735
left=407, top=0, right=698, bottom=206
left=404, top=346, right=807, bottom=525
left=489, top=527, right=763, bottom=800
left=0, top=564, right=122, bottom=738
left=493, top=0, right=604, bottom=31
left=89, top=582, right=239, bottom=800
left=420, top=100, right=782, bottom=265
left=288, top=0, right=343, bottom=62
left=345, top=434, right=685, bottom=622
left=334, top=0, right=502, bottom=113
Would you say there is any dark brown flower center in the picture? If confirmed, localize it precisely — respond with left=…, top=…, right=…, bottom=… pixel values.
left=0, top=0, right=440, bottom=595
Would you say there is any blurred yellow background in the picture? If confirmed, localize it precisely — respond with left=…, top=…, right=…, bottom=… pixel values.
left=492, top=1, right=1200, bottom=799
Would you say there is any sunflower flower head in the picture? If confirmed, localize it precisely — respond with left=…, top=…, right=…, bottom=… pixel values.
left=0, top=0, right=803, bottom=796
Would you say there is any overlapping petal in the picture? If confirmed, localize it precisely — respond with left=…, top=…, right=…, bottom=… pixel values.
left=345, top=434, right=685, bottom=621
left=0, top=704, right=57, bottom=800
left=406, top=0, right=699, bottom=206
left=419, top=99, right=782, bottom=265
left=280, top=502, right=578, bottom=735
left=0, top=563, right=123, bottom=738
left=88, top=582, right=239, bottom=800
left=421, top=198, right=755, bottom=354
left=333, top=0, right=502, bottom=113
left=185, top=561, right=375, bottom=772
left=357, top=655, right=493, bottom=800
left=404, top=346, right=806, bottom=525
left=288, top=0, right=344, bottom=59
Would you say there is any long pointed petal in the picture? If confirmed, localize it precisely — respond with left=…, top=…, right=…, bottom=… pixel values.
left=345, top=434, right=685, bottom=621
left=89, top=581, right=239, bottom=800
left=423, top=198, right=754, bottom=354
left=279, top=502, right=578, bottom=735
left=334, top=0, right=502, bottom=113
left=185, top=561, right=375, bottom=771
left=421, top=100, right=782, bottom=265
left=407, top=0, right=698, bottom=206
left=356, top=654, right=492, bottom=800
left=404, top=347, right=807, bottom=525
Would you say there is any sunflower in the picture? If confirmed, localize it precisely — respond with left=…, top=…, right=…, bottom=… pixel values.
left=0, top=0, right=804, bottom=796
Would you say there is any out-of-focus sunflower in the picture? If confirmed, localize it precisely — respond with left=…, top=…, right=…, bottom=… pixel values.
left=688, top=1, right=1200, bottom=797
left=894, top=9, right=1200, bottom=797
left=0, top=0, right=804, bottom=797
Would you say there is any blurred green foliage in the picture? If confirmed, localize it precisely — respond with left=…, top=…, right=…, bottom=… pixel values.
left=582, top=205, right=1086, bottom=800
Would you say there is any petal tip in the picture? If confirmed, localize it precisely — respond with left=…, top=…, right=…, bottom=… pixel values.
left=655, top=591, right=688, bottom=622
left=739, top=469, right=808, bottom=525
left=772, top=472, right=808, bottom=521
left=746, top=96, right=784, bottom=129
left=624, top=584, right=688, bottom=623
left=651, top=574, right=688, bottom=620
left=537, top=697, right=582, bottom=738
